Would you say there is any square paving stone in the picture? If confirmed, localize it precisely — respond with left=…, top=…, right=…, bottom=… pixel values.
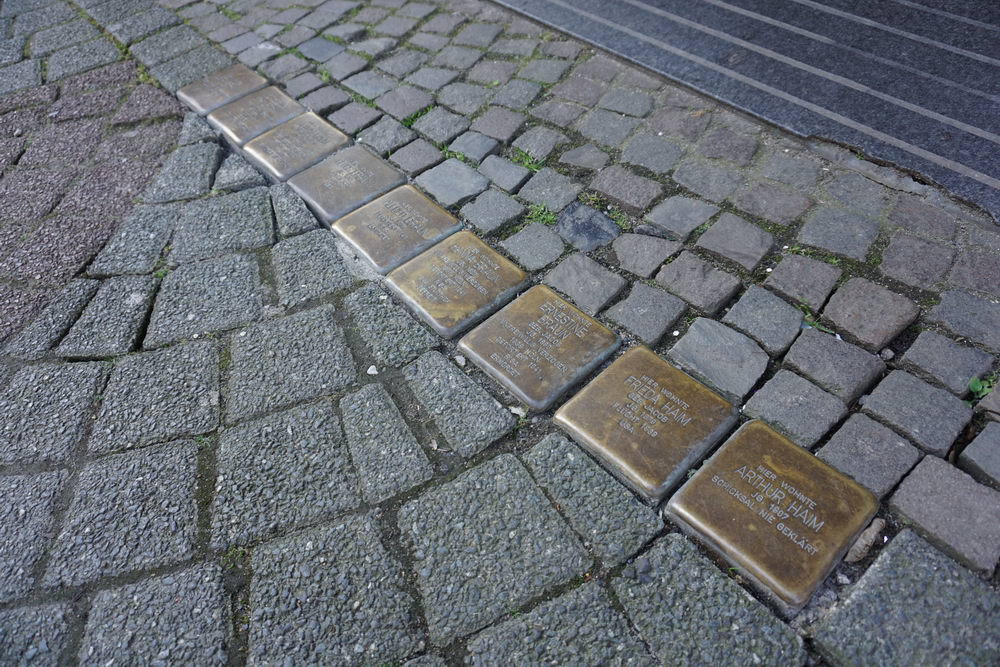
left=432, top=45, right=482, bottom=70
left=87, top=341, right=218, bottom=454
left=225, top=306, right=356, bottom=423
left=722, top=285, right=802, bottom=355
left=0, top=362, right=106, bottom=465
left=948, top=248, right=1000, bottom=298
left=2, top=279, right=98, bottom=361
left=890, top=456, right=1000, bottom=574
left=730, top=180, right=811, bottom=226
left=591, top=165, right=662, bottom=212
left=798, top=206, right=879, bottom=261
left=621, top=133, right=683, bottom=174
left=696, top=212, right=773, bottom=271
left=879, top=231, right=955, bottom=289
left=453, top=22, right=502, bottom=47
left=377, top=49, right=429, bottom=78
left=399, top=454, right=590, bottom=644
left=560, top=144, right=610, bottom=170
left=145, top=253, right=262, bottom=348
left=825, top=172, right=890, bottom=218
left=359, top=115, right=415, bottom=156
left=289, top=145, right=405, bottom=223
left=389, top=138, right=442, bottom=176
left=333, top=184, right=461, bottom=274
left=44, top=440, right=198, bottom=588
left=273, top=229, right=353, bottom=308
left=491, top=79, right=542, bottom=110
left=500, top=221, right=564, bottom=271
left=449, top=131, right=498, bottom=163
left=470, top=106, right=525, bottom=142
left=763, top=253, right=841, bottom=312
left=415, top=157, right=489, bottom=208
left=343, top=283, right=436, bottom=368
left=298, top=85, right=349, bottom=114
left=744, top=370, right=847, bottom=447
left=340, top=383, right=433, bottom=503
left=555, top=202, right=620, bottom=252
left=696, top=125, right=758, bottom=165
left=928, top=290, right=1000, bottom=352
left=545, top=253, right=626, bottom=316
left=960, top=422, right=1000, bottom=490
left=130, top=25, right=202, bottom=67
left=0, top=58, right=40, bottom=95
left=387, top=230, right=527, bottom=337
left=901, top=330, right=993, bottom=396
left=823, top=278, right=919, bottom=351
left=654, top=251, right=740, bottom=314
left=667, top=318, right=768, bottom=402
left=207, top=86, right=304, bottom=146
left=249, top=515, right=421, bottom=664
left=211, top=403, right=360, bottom=548
left=863, top=370, right=973, bottom=456
left=672, top=159, right=741, bottom=202
left=511, top=126, right=567, bottom=161
left=244, top=111, right=349, bottom=181
left=141, top=142, right=221, bottom=203
left=0, top=471, right=66, bottom=602
left=667, top=421, right=877, bottom=611
left=643, top=195, right=719, bottom=241
left=461, top=189, right=525, bottom=233
left=405, top=67, right=458, bottom=92
left=598, top=87, right=653, bottom=117
left=814, top=530, right=1000, bottom=665
left=79, top=564, right=228, bottom=664
left=150, top=44, right=233, bottom=93
left=519, top=168, right=582, bottom=213
left=375, top=85, right=432, bottom=120
left=557, top=346, right=737, bottom=502
left=56, top=276, right=156, bottom=358
left=612, top=233, right=680, bottom=278
left=403, top=351, right=514, bottom=457
left=0, top=603, right=72, bottom=664
left=816, top=413, right=921, bottom=499
left=176, top=63, right=267, bottom=115
left=889, top=194, right=958, bottom=239
left=411, top=105, right=468, bottom=143
left=466, top=581, right=653, bottom=664
left=606, top=283, right=686, bottom=345
left=613, top=534, right=805, bottom=664
left=782, top=328, right=884, bottom=402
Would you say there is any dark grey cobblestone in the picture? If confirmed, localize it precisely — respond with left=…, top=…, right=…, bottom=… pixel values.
left=344, top=283, right=436, bottom=367
left=149, top=44, right=232, bottom=92
left=273, top=229, right=354, bottom=308
left=722, top=285, right=802, bottom=356
left=412, top=105, right=469, bottom=144
left=46, top=39, right=121, bottom=83
left=500, top=222, right=564, bottom=271
left=763, top=254, right=840, bottom=312
left=817, top=413, right=921, bottom=499
left=823, top=278, right=919, bottom=352
left=644, top=196, right=718, bottom=241
left=141, top=142, right=221, bottom=204
left=0, top=603, right=71, bottom=665
left=901, top=330, right=993, bottom=396
left=560, top=143, right=609, bottom=170
left=511, top=126, right=566, bottom=161
left=612, top=233, right=679, bottom=278
left=655, top=251, right=740, bottom=315
left=359, top=115, right=416, bottom=156
left=0, top=470, right=66, bottom=602
left=57, top=276, right=156, bottom=358
left=696, top=213, right=773, bottom=271
left=519, top=167, right=581, bottom=212
left=449, top=131, right=498, bottom=163
left=545, top=253, right=626, bottom=316
left=88, top=205, right=176, bottom=277
left=555, top=202, right=619, bottom=252
left=672, top=159, right=740, bottom=202
left=214, top=152, right=267, bottom=191
left=2, top=279, right=98, bottom=360
left=271, top=182, right=321, bottom=237
left=798, top=207, right=879, bottom=261
left=744, top=369, right=846, bottom=447
left=928, top=290, right=1000, bottom=353
left=179, top=112, right=216, bottom=145
left=607, top=282, right=685, bottom=345
left=169, top=187, right=274, bottom=265
left=416, top=157, right=488, bottom=208
left=783, top=328, right=884, bottom=402
left=668, top=317, right=767, bottom=401
left=880, top=232, right=955, bottom=289
left=591, top=165, right=661, bottom=211
left=460, top=189, right=524, bottom=233
left=390, top=138, right=443, bottom=175
left=960, top=422, right=1000, bottom=491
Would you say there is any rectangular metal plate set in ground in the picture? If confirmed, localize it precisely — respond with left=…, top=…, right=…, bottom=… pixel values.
left=175, top=65, right=880, bottom=614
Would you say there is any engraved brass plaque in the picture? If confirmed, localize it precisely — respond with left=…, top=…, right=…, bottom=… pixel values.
left=666, top=420, right=878, bottom=609
left=206, top=86, right=304, bottom=146
left=457, top=285, right=620, bottom=412
left=243, top=112, right=349, bottom=182
left=288, top=145, right=405, bottom=223
left=386, top=230, right=527, bottom=338
left=333, top=185, right=463, bottom=274
left=176, top=64, right=268, bottom=115
left=555, top=346, right=738, bottom=503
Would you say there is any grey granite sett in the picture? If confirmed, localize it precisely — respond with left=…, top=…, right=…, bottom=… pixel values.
left=358, top=115, right=416, bottom=156
left=298, top=36, right=344, bottom=62
left=399, top=454, right=590, bottom=643
left=422, top=13, right=464, bottom=33
left=80, top=564, right=228, bottom=665
left=545, top=253, right=626, bottom=316
left=454, top=23, right=502, bottom=47
left=88, top=341, right=218, bottom=454
left=405, top=67, right=458, bottom=92
left=142, top=142, right=221, bottom=204
left=409, top=32, right=448, bottom=52
left=412, top=105, right=469, bottom=143
left=890, top=456, right=1000, bottom=574
left=672, top=159, right=741, bottom=202
left=598, top=87, right=653, bottom=117
left=814, top=530, right=999, bottom=665
left=450, top=131, right=498, bottom=164
left=668, top=318, right=768, bottom=402
left=461, top=189, right=524, bottom=233
left=226, top=306, right=356, bottom=423
left=556, top=202, right=620, bottom=251
left=948, top=248, right=1000, bottom=298
left=576, top=109, right=640, bottom=147
left=89, top=205, right=176, bottom=277
left=798, top=206, right=879, bottom=261
left=57, top=275, right=156, bottom=358
left=520, top=58, right=571, bottom=84
left=433, top=46, right=482, bottom=70
left=730, top=180, right=811, bottom=226
left=654, top=252, right=740, bottom=314
left=744, top=370, right=846, bottom=447
left=343, top=71, right=396, bottom=100
left=901, top=330, right=993, bottom=396
left=237, top=42, right=282, bottom=69
left=416, top=158, right=489, bottom=208
left=322, top=51, right=367, bottom=81
left=222, top=32, right=262, bottom=55
left=467, top=581, right=654, bottom=666
left=501, top=222, right=564, bottom=271
left=823, top=278, right=919, bottom=352
left=0, top=603, right=72, bottom=665
left=592, top=166, right=662, bottom=211
left=760, top=152, right=821, bottom=189
left=763, top=254, right=841, bottom=312
left=519, top=168, right=582, bottom=212
left=696, top=213, right=773, bottom=271
left=468, top=60, right=518, bottom=85
left=344, top=283, right=436, bottom=368
left=929, top=290, right=1000, bottom=352
left=644, top=196, right=719, bottom=241
left=249, top=515, right=420, bottom=665
left=622, top=133, right=683, bottom=175
left=960, top=422, right=1000, bottom=490
left=880, top=232, right=955, bottom=289
left=150, top=44, right=232, bottom=93
left=377, top=49, right=429, bottom=78
left=375, top=85, right=432, bottom=120
left=0, top=471, right=66, bottom=602
left=438, top=82, right=492, bottom=116
left=46, top=38, right=121, bottom=82
left=722, top=285, right=802, bottom=355
left=299, top=85, right=349, bottom=114
left=471, top=107, right=525, bottom=143
left=614, top=535, right=804, bottom=665
left=864, top=370, right=972, bottom=456
left=2, top=279, right=98, bottom=360
left=697, top=126, right=758, bottom=166
left=44, top=440, right=197, bottom=588
left=532, top=99, right=586, bottom=127
left=260, top=53, right=309, bottom=80
left=553, top=75, right=608, bottom=106
left=825, top=171, right=890, bottom=218
left=612, top=233, right=679, bottom=278
left=0, top=59, right=40, bottom=96
left=512, top=126, right=567, bottom=161
left=783, top=328, right=884, bottom=402
left=211, top=403, right=359, bottom=548
left=889, top=194, right=958, bottom=240
left=213, top=153, right=266, bottom=191
left=607, top=283, right=686, bottom=346
left=403, top=351, right=514, bottom=458
left=145, top=253, right=263, bottom=348
left=341, top=383, right=432, bottom=503
left=817, top=414, right=921, bottom=499
left=525, top=434, right=662, bottom=565
left=375, top=16, right=417, bottom=37
left=399, top=2, right=435, bottom=19
left=273, top=229, right=353, bottom=308
left=271, top=182, right=320, bottom=237
left=390, top=138, right=443, bottom=176
left=492, top=79, right=542, bottom=110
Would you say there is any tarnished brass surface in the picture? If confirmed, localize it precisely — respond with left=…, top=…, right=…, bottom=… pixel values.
left=288, top=146, right=405, bottom=223
left=206, top=86, right=304, bottom=146
left=176, top=64, right=267, bottom=115
left=457, top=285, right=619, bottom=411
left=243, top=112, right=349, bottom=181
left=386, top=230, right=527, bottom=338
left=555, top=346, right=737, bottom=503
left=333, top=185, right=462, bottom=274
left=666, top=420, right=878, bottom=609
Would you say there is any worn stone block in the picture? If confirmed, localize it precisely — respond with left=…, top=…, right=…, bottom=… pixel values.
left=389, top=138, right=442, bottom=175
left=823, top=278, right=919, bottom=351
left=672, top=159, right=741, bottom=202
left=643, top=196, right=718, bottom=241
left=722, top=285, right=802, bottom=356
left=519, top=168, right=582, bottom=212
left=555, top=202, right=620, bottom=251
left=763, top=254, right=840, bottom=312
left=901, top=330, right=993, bottom=396
left=744, top=370, right=846, bottom=447
left=0, top=471, right=66, bottom=602
left=591, top=165, right=662, bottom=211
left=0, top=603, right=72, bottom=664
left=478, top=154, right=529, bottom=192
left=798, top=207, right=879, bottom=261
left=959, top=422, right=1000, bottom=491
left=817, top=414, right=921, bottom=499
left=880, top=232, right=955, bottom=289
left=273, top=229, right=353, bottom=307
left=460, top=189, right=524, bottom=233
left=655, top=252, right=740, bottom=314
left=141, top=142, right=220, bottom=203
left=500, top=221, right=564, bottom=271
left=2, top=279, right=98, bottom=360
left=415, top=158, right=489, bottom=208
left=612, top=233, right=679, bottom=278
left=606, top=283, right=685, bottom=345
left=545, top=253, right=626, bottom=316
left=783, top=328, right=884, bottom=402
left=449, top=131, right=498, bottom=163
left=929, top=290, right=1000, bottom=352
left=57, top=276, right=156, bottom=358
left=696, top=213, right=773, bottom=271
left=667, top=318, right=767, bottom=401
left=343, top=283, right=435, bottom=368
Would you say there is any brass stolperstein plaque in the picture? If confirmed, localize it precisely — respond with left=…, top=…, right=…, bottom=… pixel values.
left=333, top=185, right=463, bottom=274
left=666, top=420, right=878, bottom=611
left=555, top=346, right=738, bottom=504
left=243, top=112, right=350, bottom=182
left=457, top=285, right=619, bottom=412
left=288, top=145, right=405, bottom=223
left=176, top=64, right=268, bottom=115
left=386, top=230, right=527, bottom=338
left=206, top=86, right=305, bottom=146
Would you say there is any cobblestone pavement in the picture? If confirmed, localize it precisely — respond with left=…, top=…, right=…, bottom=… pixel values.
left=1, top=0, right=999, bottom=664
